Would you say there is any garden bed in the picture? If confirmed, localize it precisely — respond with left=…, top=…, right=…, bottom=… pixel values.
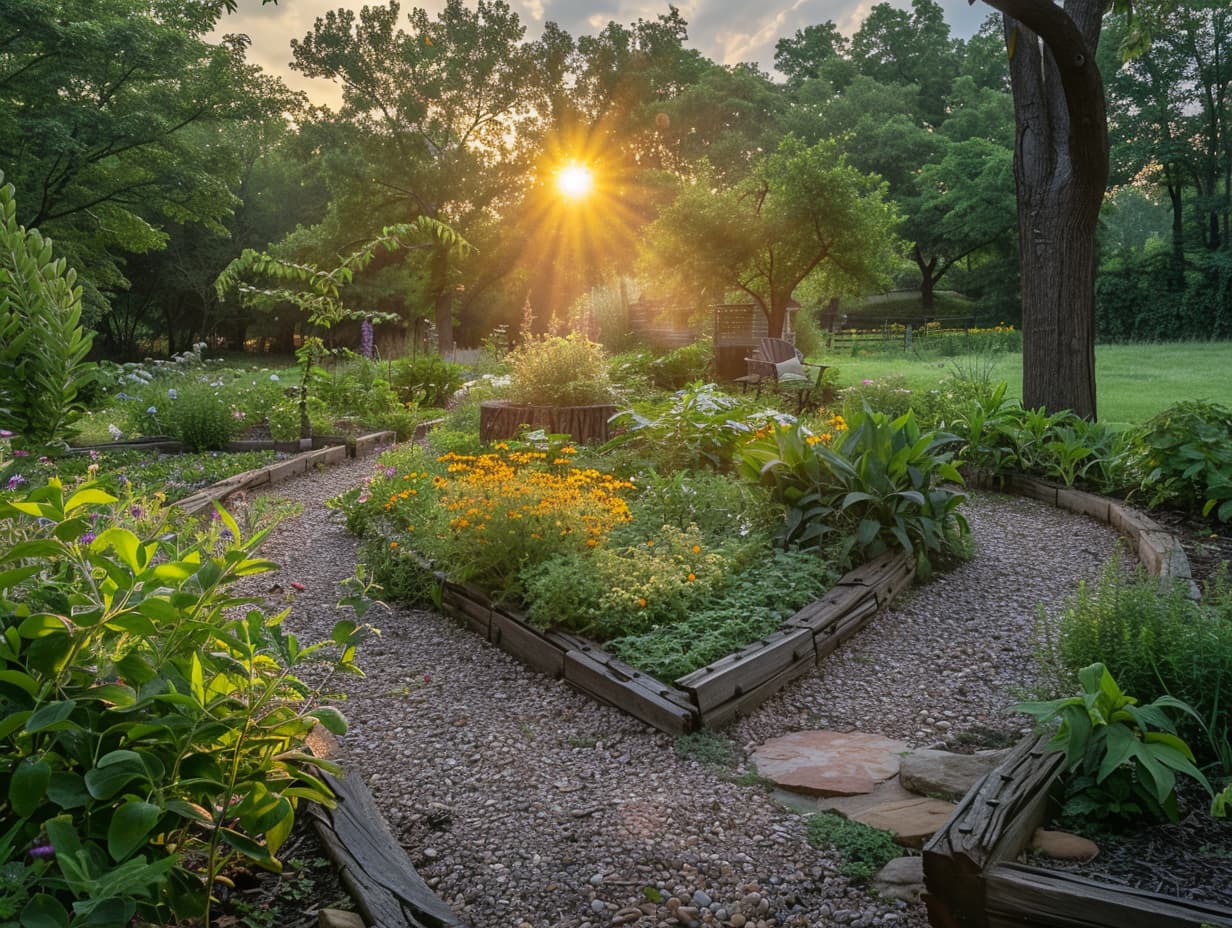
left=430, top=547, right=914, bottom=733
left=922, top=737, right=1232, bottom=928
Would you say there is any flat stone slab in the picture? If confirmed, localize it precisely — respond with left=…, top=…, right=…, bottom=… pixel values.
left=850, top=796, right=957, bottom=848
left=751, top=730, right=909, bottom=797
left=899, top=748, right=1008, bottom=801
left=1032, top=828, right=1099, bottom=861
left=871, top=856, right=924, bottom=903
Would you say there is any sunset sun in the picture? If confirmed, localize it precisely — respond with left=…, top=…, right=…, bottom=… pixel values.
left=556, top=163, right=594, bottom=199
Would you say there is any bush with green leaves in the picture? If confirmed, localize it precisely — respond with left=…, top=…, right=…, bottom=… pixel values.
left=0, top=173, right=96, bottom=451
left=1130, top=400, right=1232, bottom=521
left=1034, top=563, right=1232, bottom=778
left=806, top=813, right=904, bottom=882
left=1014, top=663, right=1210, bottom=824
left=736, top=409, right=969, bottom=576
left=648, top=341, right=714, bottom=389
left=388, top=354, right=465, bottom=408
left=505, top=333, right=614, bottom=406
left=0, top=479, right=372, bottom=925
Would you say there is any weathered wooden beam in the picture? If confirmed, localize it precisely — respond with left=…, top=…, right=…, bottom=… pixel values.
left=676, top=628, right=814, bottom=713
left=563, top=649, right=696, bottom=734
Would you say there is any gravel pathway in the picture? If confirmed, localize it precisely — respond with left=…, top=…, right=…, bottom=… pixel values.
left=239, top=457, right=1126, bottom=928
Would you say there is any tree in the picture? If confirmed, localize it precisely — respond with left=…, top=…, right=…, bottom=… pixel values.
left=0, top=0, right=292, bottom=318
left=977, top=0, right=1111, bottom=418
left=640, top=137, right=899, bottom=338
left=774, top=23, right=849, bottom=88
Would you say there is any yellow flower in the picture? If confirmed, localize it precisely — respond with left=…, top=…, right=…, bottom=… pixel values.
left=646, top=539, right=655, bottom=547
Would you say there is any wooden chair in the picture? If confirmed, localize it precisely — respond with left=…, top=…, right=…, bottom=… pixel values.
left=738, top=337, right=828, bottom=410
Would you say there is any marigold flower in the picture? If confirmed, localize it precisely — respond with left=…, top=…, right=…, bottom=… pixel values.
left=687, top=573, right=696, bottom=582
left=638, top=597, right=647, bottom=607
left=389, top=541, right=398, bottom=549
left=692, top=544, right=701, bottom=553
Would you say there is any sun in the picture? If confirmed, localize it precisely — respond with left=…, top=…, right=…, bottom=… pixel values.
left=556, top=163, right=594, bottom=199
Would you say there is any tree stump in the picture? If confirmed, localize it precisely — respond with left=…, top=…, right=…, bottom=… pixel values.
left=478, top=401, right=616, bottom=444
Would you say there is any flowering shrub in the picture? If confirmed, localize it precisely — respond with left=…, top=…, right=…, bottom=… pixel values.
left=506, top=333, right=615, bottom=406
left=340, top=441, right=634, bottom=599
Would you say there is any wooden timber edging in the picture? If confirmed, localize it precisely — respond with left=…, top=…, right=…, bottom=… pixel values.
left=433, top=548, right=916, bottom=734
left=922, top=736, right=1232, bottom=928
left=307, top=767, right=465, bottom=928
left=171, top=431, right=395, bottom=518
left=922, top=474, right=1224, bottom=927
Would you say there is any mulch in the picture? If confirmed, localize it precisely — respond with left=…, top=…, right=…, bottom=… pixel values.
left=1148, top=507, right=1232, bottom=586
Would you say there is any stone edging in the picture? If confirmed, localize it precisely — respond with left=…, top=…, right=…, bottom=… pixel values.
left=171, top=431, right=395, bottom=517
left=435, top=548, right=915, bottom=734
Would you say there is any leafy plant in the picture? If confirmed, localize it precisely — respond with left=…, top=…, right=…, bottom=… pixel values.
left=806, top=812, right=904, bottom=882
left=736, top=408, right=969, bottom=576
left=1014, top=663, right=1211, bottom=823
left=0, top=479, right=370, bottom=925
left=504, top=333, right=615, bottom=406
left=1131, top=400, right=1232, bottom=521
left=0, top=172, right=96, bottom=451
left=388, top=354, right=465, bottom=408
left=673, top=732, right=740, bottom=769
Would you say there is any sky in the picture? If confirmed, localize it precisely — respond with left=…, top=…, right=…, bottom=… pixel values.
left=213, top=0, right=992, bottom=108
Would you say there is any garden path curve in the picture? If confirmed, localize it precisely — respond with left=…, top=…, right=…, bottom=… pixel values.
left=239, top=454, right=1123, bottom=928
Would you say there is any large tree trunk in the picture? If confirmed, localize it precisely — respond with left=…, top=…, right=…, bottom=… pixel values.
left=983, top=0, right=1108, bottom=419
left=914, top=246, right=939, bottom=309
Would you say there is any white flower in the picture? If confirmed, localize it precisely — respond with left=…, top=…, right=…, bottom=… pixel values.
left=146, top=406, right=157, bottom=415
left=108, top=424, right=123, bottom=439
left=167, top=388, right=178, bottom=399
left=269, top=374, right=280, bottom=382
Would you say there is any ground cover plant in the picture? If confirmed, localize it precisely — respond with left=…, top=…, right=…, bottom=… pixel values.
left=0, top=471, right=373, bottom=926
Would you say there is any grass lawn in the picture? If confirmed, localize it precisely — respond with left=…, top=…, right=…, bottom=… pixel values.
left=813, top=340, right=1232, bottom=427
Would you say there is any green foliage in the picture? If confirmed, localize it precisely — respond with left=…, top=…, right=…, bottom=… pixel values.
left=806, top=813, right=904, bottom=883
left=649, top=342, right=714, bottom=390
left=505, top=334, right=615, bottom=406
left=0, top=478, right=370, bottom=924
left=156, top=384, right=242, bottom=452
left=1133, top=401, right=1232, bottom=520
left=1014, top=663, right=1210, bottom=824
left=1034, top=563, right=1232, bottom=777
left=607, top=384, right=772, bottom=472
left=673, top=732, right=740, bottom=769
left=388, top=355, right=465, bottom=408
left=736, top=410, right=969, bottom=576
left=0, top=175, right=96, bottom=450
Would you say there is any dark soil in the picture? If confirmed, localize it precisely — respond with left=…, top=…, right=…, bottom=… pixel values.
left=1026, top=782, right=1232, bottom=909
left=1149, top=507, right=1232, bottom=586
left=209, top=816, right=355, bottom=928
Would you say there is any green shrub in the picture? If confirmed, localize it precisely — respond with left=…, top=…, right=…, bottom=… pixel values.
left=736, top=409, right=969, bottom=576
left=163, top=386, right=243, bottom=451
left=0, top=479, right=370, bottom=924
left=1014, top=663, right=1210, bottom=823
left=506, top=333, right=614, bottom=406
left=0, top=173, right=96, bottom=451
left=806, top=813, right=904, bottom=882
left=389, top=354, right=465, bottom=408
left=838, top=375, right=916, bottom=421
left=1130, top=400, right=1232, bottom=520
left=1034, top=563, right=1232, bottom=776
left=649, top=341, right=713, bottom=389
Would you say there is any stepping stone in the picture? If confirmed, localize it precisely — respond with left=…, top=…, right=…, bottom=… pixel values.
left=1032, top=828, right=1099, bottom=861
left=899, top=748, right=1008, bottom=801
left=871, top=856, right=924, bottom=903
left=751, top=730, right=909, bottom=797
left=850, top=796, right=957, bottom=848
left=773, top=774, right=918, bottom=817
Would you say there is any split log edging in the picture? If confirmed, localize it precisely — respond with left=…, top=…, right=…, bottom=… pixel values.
left=923, top=474, right=1229, bottom=928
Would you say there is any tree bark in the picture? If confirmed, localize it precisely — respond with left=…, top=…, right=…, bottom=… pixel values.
left=914, top=246, right=939, bottom=309
left=980, top=0, right=1108, bottom=419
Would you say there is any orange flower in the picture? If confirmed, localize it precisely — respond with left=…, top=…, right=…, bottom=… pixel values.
left=638, top=597, right=647, bottom=607
left=691, top=544, right=701, bottom=553
left=389, top=541, right=399, bottom=549
left=687, top=573, right=696, bottom=582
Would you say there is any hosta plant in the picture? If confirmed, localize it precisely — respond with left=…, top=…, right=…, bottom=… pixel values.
left=1014, top=663, right=1211, bottom=824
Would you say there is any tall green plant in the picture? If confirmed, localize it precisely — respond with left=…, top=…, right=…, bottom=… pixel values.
left=0, top=173, right=95, bottom=450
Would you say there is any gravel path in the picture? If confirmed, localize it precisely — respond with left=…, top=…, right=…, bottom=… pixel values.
left=239, top=457, right=1126, bottom=928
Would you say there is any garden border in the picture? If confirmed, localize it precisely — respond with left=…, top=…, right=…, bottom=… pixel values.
left=922, top=475, right=1226, bottom=928
left=432, top=547, right=915, bottom=734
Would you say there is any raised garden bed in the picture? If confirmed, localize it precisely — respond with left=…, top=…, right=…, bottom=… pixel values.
left=922, top=736, right=1232, bottom=928
left=478, top=399, right=617, bottom=444
left=431, top=548, right=915, bottom=734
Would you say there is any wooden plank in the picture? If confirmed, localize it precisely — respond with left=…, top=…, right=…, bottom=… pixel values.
left=266, top=455, right=310, bottom=485
left=304, top=444, right=348, bottom=467
left=1008, top=474, right=1059, bottom=506
left=700, top=654, right=814, bottom=728
left=1055, top=487, right=1111, bottom=523
left=354, top=431, right=397, bottom=456
left=838, top=551, right=915, bottom=606
left=813, top=598, right=880, bottom=661
left=1107, top=502, right=1164, bottom=542
left=563, top=650, right=696, bottom=734
left=438, top=585, right=491, bottom=638
left=675, top=628, right=814, bottom=713
left=783, top=585, right=876, bottom=634
left=309, top=770, right=462, bottom=928
left=489, top=610, right=566, bottom=678
left=985, top=863, right=1232, bottom=928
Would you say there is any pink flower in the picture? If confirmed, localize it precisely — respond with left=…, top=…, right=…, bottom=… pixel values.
left=291, top=581, right=306, bottom=592
left=862, top=379, right=874, bottom=385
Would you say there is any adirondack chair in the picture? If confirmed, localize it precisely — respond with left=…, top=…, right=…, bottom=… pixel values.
left=738, top=337, right=828, bottom=410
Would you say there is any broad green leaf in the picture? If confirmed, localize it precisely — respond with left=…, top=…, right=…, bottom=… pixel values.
left=20, top=894, right=69, bottom=928
left=308, top=706, right=347, bottom=735
left=64, top=488, right=118, bottom=513
left=107, top=800, right=161, bottom=862
left=26, top=699, right=77, bottom=732
left=9, top=756, right=51, bottom=816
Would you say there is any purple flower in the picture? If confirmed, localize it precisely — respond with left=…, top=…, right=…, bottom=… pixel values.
left=117, top=475, right=129, bottom=488
left=89, top=450, right=99, bottom=462
left=384, top=466, right=396, bottom=478
left=38, top=456, right=52, bottom=464
left=360, top=318, right=375, bottom=358
left=28, top=844, right=54, bottom=859
left=7, top=474, right=25, bottom=489
left=862, top=379, right=874, bottom=385
left=0, top=429, right=12, bottom=438
left=12, top=449, right=29, bottom=457
left=130, top=505, right=143, bottom=519
left=80, top=532, right=96, bottom=545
